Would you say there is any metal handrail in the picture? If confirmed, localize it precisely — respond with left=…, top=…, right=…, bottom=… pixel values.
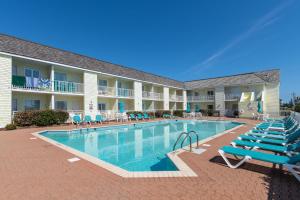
left=173, top=130, right=200, bottom=152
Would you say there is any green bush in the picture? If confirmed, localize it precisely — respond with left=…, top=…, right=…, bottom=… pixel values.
left=294, top=104, right=300, bottom=112
left=173, top=110, right=183, bottom=117
left=14, top=110, right=69, bottom=127
left=5, top=124, right=16, bottom=130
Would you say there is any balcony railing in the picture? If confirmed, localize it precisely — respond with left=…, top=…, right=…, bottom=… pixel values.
left=176, top=95, right=183, bottom=102
left=117, top=88, right=134, bottom=98
left=98, top=86, right=115, bottom=96
left=169, top=94, right=176, bottom=101
left=225, top=94, right=240, bottom=101
left=142, top=91, right=163, bottom=100
left=12, top=75, right=52, bottom=92
left=53, top=80, right=84, bottom=94
left=187, top=95, right=215, bottom=102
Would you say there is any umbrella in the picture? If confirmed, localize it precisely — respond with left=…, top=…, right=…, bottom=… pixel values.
left=186, top=103, right=191, bottom=113
left=119, top=101, right=125, bottom=113
left=257, top=101, right=263, bottom=113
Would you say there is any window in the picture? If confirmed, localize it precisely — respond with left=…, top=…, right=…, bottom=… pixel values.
left=117, top=81, right=122, bottom=88
left=24, top=100, right=40, bottom=111
left=98, top=79, right=108, bottom=87
left=55, top=101, right=67, bottom=110
left=98, top=103, right=106, bottom=111
left=194, top=92, right=199, bottom=96
left=207, top=105, right=214, bottom=110
left=207, top=91, right=214, bottom=96
left=12, top=66, right=17, bottom=75
left=54, top=72, right=67, bottom=81
left=12, top=99, right=17, bottom=111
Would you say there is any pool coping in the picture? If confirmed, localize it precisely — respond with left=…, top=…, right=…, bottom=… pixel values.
left=32, top=120, right=245, bottom=178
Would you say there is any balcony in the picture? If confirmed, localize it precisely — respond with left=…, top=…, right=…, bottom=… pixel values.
left=98, top=86, right=115, bottom=96
left=169, top=94, right=176, bottom=101
left=142, top=91, right=163, bottom=100
left=187, top=95, right=215, bottom=102
left=117, top=88, right=134, bottom=98
left=225, top=94, right=240, bottom=101
left=53, top=80, right=84, bottom=94
left=176, top=95, right=183, bottom=102
left=12, top=75, right=52, bottom=92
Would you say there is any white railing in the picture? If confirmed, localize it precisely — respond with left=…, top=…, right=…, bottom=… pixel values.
left=53, top=80, right=84, bottom=94
left=225, top=94, right=240, bottom=101
left=12, top=84, right=52, bottom=92
left=98, top=86, right=115, bottom=96
left=169, top=94, right=176, bottom=101
left=187, top=95, right=215, bottom=102
left=117, top=88, right=134, bottom=98
left=142, top=91, right=163, bottom=100
left=176, top=95, right=183, bottom=102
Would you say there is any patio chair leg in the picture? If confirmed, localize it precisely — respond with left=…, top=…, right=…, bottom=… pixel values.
left=284, top=164, right=300, bottom=182
left=218, top=150, right=252, bottom=169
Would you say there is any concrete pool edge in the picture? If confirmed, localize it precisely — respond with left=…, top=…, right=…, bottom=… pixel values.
left=32, top=121, right=245, bottom=178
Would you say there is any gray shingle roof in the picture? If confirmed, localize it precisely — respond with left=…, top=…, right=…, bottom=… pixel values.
left=0, top=34, right=280, bottom=90
left=184, top=69, right=280, bottom=89
left=0, top=34, right=184, bottom=88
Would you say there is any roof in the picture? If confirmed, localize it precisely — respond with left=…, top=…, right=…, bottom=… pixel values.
left=0, top=34, right=280, bottom=90
left=184, top=69, right=280, bottom=89
left=0, top=34, right=184, bottom=88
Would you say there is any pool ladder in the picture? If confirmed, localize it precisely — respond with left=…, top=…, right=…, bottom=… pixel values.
left=173, top=131, right=199, bottom=152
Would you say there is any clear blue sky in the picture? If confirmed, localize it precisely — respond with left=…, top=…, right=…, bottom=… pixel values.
left=1, top=0, right=299, bottom=101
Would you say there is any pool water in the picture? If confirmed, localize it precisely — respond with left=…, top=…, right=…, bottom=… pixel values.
left=41, top=120, right=241, bottom=171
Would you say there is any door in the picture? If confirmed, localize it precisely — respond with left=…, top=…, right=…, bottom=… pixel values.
left=25, top=68, right=40, bottom=88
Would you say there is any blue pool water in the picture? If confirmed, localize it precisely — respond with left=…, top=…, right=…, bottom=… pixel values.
left=41, top=120, right=241, bottom=171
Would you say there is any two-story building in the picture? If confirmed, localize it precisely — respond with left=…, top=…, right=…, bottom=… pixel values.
left=0, top=34, right=280, bottom=127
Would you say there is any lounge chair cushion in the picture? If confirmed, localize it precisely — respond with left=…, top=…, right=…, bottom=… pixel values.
left=220, top=146, right=290, bottom=164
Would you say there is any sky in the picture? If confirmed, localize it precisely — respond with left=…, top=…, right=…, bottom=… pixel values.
left=0, top=0, right=299, bottom=101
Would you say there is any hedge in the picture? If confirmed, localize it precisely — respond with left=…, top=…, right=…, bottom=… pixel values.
left=294, top=104, right=300, bottom=113
left=173, top=110, right=184, bottom=117
left=14, top=110, right=69, bottom=127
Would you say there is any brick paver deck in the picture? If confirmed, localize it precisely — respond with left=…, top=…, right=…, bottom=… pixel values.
left=0, top=118, right=299, bottom=200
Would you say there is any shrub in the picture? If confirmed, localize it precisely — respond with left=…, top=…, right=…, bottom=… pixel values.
left=173, top=110, right=183, bottom=117
left=14, top=110, right=69, bottom=127
left=54, top=110, right=69, bottom=124
left=294, top=104, right=300, bottom=113
left=5, top=123, right=16, bottom=130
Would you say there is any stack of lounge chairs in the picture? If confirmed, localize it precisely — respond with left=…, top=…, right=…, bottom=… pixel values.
left=218, top=113, right=300, bottom=182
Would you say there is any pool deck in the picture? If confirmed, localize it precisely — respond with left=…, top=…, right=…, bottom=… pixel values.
left=0, top=117, right=299, bottom=200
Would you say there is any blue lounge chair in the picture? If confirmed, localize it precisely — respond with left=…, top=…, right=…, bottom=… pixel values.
left=72, top=115, right=82, bottom=125
left=231, top=139, right=300, bottom=156
left=239, top=128, right=300, bottom=146
left=136, top=113, right=144, bottom=120
left=163, top=113, right=171, bottom=118
left=247, top=123, right=298, bottom=139
left=128, top=114, right=136, bottom=121
left=218, top=146, right=300, bottom=182
left=95, top=114, right=105, bottom=124
left=84, top=115, right=93, bottom=124
left=143, top=113, right=150, bottom=120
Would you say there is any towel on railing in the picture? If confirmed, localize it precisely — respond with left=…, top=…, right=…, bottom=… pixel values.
left=38, top=78, right=51, bottom=88
left=12, top=75, right=26, bottom=87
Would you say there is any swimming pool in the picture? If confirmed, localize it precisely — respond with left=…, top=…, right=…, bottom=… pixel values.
left=40, top=120, right=241, bottom=172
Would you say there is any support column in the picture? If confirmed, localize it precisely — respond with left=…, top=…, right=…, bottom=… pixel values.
left=50, top=65, right=55, bottom=92
left=134, top=81, right=142, bottom=111
left=183, top=90, right=187, bottom=110
left=215, top=86, right=225, bottom=116
left=0, top=54, right=12, bottom=127
left=84, top=72, right=98, bottom=118
left=163, top=87, right=169, bottom=110
left=51, top=94, right=55, bottom=110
